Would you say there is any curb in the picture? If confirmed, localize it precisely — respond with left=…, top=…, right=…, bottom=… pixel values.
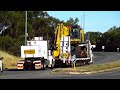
left=66, top=67, right=120, bottom=75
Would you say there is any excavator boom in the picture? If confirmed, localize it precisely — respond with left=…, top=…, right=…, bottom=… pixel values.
left=53, top=23, right=70, bottom=58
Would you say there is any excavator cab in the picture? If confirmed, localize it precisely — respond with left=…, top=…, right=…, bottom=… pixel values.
left=70, top=28, right=80, bottom=39
left=70, top=25, right=84, bottom=44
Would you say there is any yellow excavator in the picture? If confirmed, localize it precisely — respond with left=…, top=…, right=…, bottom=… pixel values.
left=52, top=22, right=93, bottom=67
left=52, top=23, right=70, bottom=67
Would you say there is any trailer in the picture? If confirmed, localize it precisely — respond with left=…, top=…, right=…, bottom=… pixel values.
left=17, top=37, right=54, bottom=70
left=52, top=23, right=93, bottom=67
left=53, top=36, right=93, bottom=67
left=71, top=40, right=93, bottom=66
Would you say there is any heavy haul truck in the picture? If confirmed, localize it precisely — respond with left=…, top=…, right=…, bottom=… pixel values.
left=52, top=23, right=93, bottom=67
left=17, top=22, right=93, bottom=70
left=17, top=37, right=54, bottom=70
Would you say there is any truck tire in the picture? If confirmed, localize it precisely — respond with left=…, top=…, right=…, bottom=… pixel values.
left=43, top=63, right=46, bottom=70
left=50, top=64, right=53, bottom=69
left=85, top=61, right=90, bottom=65
left=41, top=62, right=46, bottom=70
left=50, top=60, right=55, bottom=69
left=23, top=64, right=26, bottom=71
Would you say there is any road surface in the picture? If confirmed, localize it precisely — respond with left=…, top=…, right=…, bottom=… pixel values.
left=0, top=52, right=120, bottom=79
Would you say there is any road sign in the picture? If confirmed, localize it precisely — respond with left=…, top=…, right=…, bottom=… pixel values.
left=117, top=48, right=119, bottom=52
left=102, top=46, right=105, bottom=49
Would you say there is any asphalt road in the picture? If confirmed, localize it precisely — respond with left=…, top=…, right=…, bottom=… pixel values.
left=1, top=52, right=120, bottom=79
left=92, top=52, right=120, bottom=64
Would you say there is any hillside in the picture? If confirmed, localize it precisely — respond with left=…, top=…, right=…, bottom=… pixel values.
left=0, top=50, right=22, bottom=69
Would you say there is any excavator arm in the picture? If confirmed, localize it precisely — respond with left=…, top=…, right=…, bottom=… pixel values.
left=80, top=29, right=84, bottom=42
left=52, top=23, right=70, bottom=59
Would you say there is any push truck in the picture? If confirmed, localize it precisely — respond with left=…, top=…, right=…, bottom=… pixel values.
left=17, top=37, right=54, bottom=70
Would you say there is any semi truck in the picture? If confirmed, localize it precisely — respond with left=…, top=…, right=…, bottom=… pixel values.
left=17, top=22, right=93, bottom=70
left=17, top=37, right=54, bottom=70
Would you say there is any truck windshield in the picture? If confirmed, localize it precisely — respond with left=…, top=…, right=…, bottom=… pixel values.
left=70, top=28, right=80, bottom=39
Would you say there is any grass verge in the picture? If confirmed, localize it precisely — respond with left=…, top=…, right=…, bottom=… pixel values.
left=52, top=60, right=120, bottom=74
left=0, top=51, right=22, bottom=69
left=1, top=50, right=120, bottom=74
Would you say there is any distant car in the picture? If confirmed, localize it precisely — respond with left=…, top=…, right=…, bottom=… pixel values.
left=0, top=57, right=3, bottom=74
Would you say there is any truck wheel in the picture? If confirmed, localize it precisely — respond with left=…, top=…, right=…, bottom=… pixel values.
left=41, top=63, right=46, bottom=70
left=43, top=64, right=46, bottom=70
left=50, top=64, right=53, bottom=69
left=50, top=60, right=55, bottom=69
left=23, top=64, right=27, bottom=71
left=85, top=61, right=89, bottom=65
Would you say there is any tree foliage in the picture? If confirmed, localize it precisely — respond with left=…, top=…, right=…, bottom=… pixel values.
left=0, top=11, right=119, bottom=57
left=89, top=26, right=120, bottom=52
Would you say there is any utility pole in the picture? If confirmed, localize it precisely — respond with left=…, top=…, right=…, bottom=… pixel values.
left=83, top=11, right=89, bottom=40
left=83, top=11, right=85, bottom=31
left=25, top=11, right=27, bottom=46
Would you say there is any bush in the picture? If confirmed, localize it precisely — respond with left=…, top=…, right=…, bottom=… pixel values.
left=0, top=36, right=24, bottom=56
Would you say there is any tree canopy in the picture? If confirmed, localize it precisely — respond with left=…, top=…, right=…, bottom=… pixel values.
left=0, top=11, right=119, bottom=56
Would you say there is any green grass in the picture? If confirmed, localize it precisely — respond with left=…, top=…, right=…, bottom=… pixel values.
left=52, top=60, right=120, bottom=74
left=0, top=51, right=22, bottom=69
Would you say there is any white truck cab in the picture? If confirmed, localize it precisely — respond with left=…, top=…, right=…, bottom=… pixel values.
left=0, top=57, right=3, bottom=74
left=17, top=37, right=54, bottom=70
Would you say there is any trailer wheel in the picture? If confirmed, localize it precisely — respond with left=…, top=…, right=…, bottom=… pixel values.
left=70, top=61, right=74, bottom=67
left=85, top=61, right=89, bottom=65
left=50, top=59, right=55, bottom=69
